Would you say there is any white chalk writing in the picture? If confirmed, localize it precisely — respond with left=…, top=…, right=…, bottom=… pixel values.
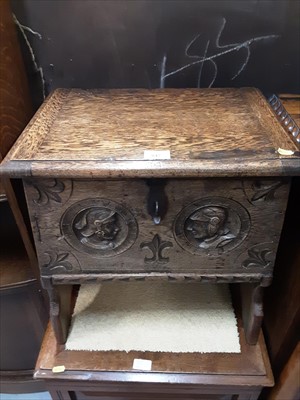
left=160, top=17, right=280, bottom=88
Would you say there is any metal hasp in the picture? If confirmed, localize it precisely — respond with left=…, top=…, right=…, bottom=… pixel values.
left=146, top=179, right=168, bottom=225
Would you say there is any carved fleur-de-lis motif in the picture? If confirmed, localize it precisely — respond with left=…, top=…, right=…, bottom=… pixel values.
left=42, top=252, right=73, bottom=273
left=30, top=179, right=65, bottom=205
left=242, top=246, right=272, bottom=269
left=250, top=181, right=284, bottom=203
left=140, top=234, right=173, bottom=263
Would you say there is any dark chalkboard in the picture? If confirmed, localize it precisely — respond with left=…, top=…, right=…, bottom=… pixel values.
left=12, top=0, right=300, bottom=108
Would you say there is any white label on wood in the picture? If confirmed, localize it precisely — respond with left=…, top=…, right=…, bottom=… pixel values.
left=277, top=147, right=295, bottom=156
left=144, top=150, right=171, bottom=160
left=132, top=358, right=152, bottom=371
left=52, top=365, right=66, bottom=373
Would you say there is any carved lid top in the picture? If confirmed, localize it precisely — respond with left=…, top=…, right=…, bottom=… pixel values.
left=1, top=88, right=299, bottom=178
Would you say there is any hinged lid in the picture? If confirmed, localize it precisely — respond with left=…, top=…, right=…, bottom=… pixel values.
left=1, top=88, right=299, bottom=178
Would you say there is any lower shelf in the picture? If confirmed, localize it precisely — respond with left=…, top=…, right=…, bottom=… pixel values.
left=34, top=308, right=273, bottom=399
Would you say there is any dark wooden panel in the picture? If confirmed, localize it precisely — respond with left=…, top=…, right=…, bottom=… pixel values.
left=0, top=200, right=34, bottom=286
left=0, top=280, right=47, bottom=370
left=267, top=342, right=300, bottom=400
left=10, top=0, right=300, bottom=106
left=73, top=391, right=236, bottom=400
left=0, top=370, right=47, bottom=394
left=0, top=0, right=32, bottom=159
left=48, top=388, right=261, bottom=400
left=259, top=98, right=300, bottom=400
left=0, top=2, right=47, bottom=393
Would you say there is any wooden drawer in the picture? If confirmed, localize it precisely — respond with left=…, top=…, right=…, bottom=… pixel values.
left=70, top=391, right=247, bottom=399
left=24, top=177, right=289, bottom=281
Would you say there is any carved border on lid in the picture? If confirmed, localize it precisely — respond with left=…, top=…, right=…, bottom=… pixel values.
left=6, top=89, right=70, bottom=161
left=268, top=94, right=300, bottom=148
left=242, top=88, right=299, bottom=152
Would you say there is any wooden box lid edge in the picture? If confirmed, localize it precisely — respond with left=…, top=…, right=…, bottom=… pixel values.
left=1, top=88, right=299, bottom=178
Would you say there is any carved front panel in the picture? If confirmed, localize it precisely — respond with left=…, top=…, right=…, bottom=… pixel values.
left=23, top=178, right=290, bottom=279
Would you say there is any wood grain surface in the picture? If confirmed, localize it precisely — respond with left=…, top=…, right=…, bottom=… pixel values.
left=1, top=88, right=299, bottom=178
left=26, top=89, right=287, bottom=160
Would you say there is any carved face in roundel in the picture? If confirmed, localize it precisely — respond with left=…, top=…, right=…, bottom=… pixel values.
left=186, top=206, right=226, bottom=240
left=174, top=197, right=250, bottom=256
left=62, top=199, right=138, bottom=257
left=74, top=208, right=120, bottom=242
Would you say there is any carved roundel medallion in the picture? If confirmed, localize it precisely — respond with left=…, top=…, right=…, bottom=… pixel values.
left=174, top=197, right=250, bottom=256
left=61, top=199, right=138, bottom=258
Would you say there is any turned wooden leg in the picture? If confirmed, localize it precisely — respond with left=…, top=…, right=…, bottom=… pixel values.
left=241, top=283, right=265, bottom=345
left=42, top=278, right=73, bottom=345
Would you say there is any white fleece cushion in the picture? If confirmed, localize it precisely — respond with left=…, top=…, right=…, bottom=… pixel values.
left=66, top=282, right=240, bottom=353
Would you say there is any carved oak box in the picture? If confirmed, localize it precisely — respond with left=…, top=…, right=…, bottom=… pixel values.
left=1, top=88, right=299, bottom=345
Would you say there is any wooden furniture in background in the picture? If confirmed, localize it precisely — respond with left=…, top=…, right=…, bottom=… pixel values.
left=262, top=95, right=300, bottom=399
left=0, top=0, right=32, bottom=157
left=268, top=342, right=300, bottom=400
left=0, top=0, right=47, bottom=393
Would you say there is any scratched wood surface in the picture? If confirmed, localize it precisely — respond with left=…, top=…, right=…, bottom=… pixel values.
left=1, top=88, right=299, bottom=178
